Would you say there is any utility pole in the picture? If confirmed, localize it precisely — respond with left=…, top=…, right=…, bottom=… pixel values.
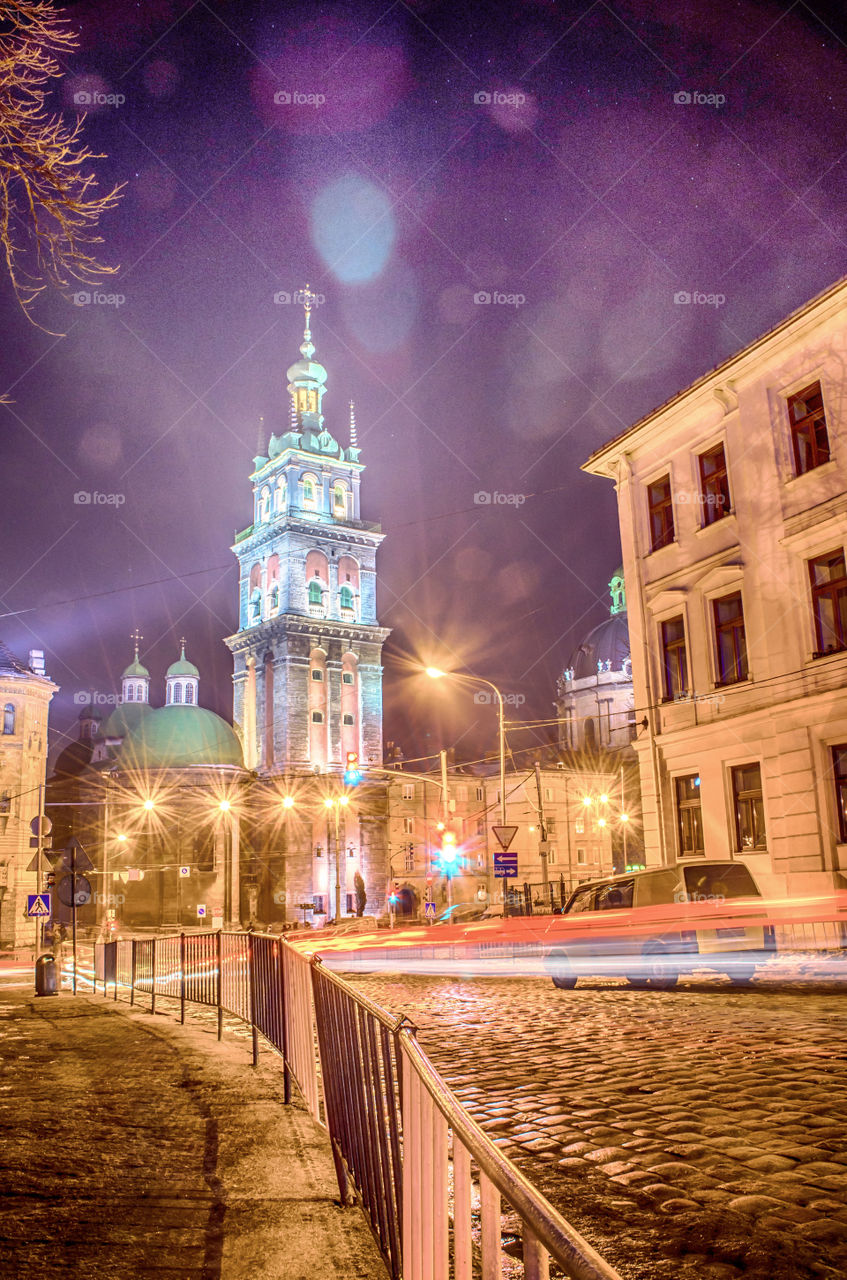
left=534, top=763, right=549, bottom=887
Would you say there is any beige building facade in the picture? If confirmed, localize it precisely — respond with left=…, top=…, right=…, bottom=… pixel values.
left=584, top=277, right=847, bottom=897
left=0, top=645, right=57, bottom=949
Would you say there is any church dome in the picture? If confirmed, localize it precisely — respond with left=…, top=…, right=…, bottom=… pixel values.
left=115, top=705, right=243, bottom=771
left=122, top=656, right=149, bottom=679
left=567, top=612, right=630, bottom=680
left=166, top=648, right=200, bottom=678
left=101, top=701, right=154, bottom=741
left=53, top=738, right=95, bottom=779
left=286, top=356, right=328, bottom=387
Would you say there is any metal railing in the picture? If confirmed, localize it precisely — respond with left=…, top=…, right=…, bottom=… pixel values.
left=92, top=931, right=622, bottom=1280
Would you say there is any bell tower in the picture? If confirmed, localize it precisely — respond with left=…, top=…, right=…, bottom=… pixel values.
left=225, top=289, right=390, bottom=776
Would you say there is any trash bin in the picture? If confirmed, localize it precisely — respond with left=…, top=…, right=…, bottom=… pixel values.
left=35, top=953, right=58, bottom=997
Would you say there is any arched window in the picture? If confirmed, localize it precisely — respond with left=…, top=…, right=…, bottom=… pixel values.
left=126, top=685, right=134, bottom=702
left=260, top=487, right=271, bottom=521
left=184, top=683, right=194, bottom=705
left=308, top=580, right=323, bottom=606
left=173, top=683, right=183, bottom=704
left=302, top=477, right=317, bottom=509
left=136, top=684, right=144, bottom=700
left=250, top=587, right=262, bottom=621
left=269, top=585, right=279, bottom=613
left=3, top=704, right=15, bottom=735
left=333, top=483, right=346, bottom=514
left=339, top=584, right=354, bottom=615
left=276, top=477, right=287, bottom=511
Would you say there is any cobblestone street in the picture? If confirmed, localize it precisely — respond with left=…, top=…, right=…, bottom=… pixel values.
left=349, top=970, right=847, bottom=1280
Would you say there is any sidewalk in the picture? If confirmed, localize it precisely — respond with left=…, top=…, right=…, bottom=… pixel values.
left=0, top=987, right=388, bottom=1279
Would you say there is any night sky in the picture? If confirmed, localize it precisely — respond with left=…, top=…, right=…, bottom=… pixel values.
left=3, top=0, right=847, bottom=768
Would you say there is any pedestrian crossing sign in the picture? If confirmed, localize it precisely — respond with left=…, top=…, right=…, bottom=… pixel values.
left=27, top=894, right=51, bottom=917
left=424, top=900, right=436, bottom=919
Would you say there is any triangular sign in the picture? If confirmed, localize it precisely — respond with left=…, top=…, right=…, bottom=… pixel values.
left=491, top=825, right=518, bottom=852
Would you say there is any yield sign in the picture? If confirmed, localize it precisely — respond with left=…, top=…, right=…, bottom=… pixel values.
left=491, top=825, right=518, bottom=852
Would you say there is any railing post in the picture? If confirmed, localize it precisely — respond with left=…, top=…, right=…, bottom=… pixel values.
left=216, top=930, right=223, bottom=1041
left=150, top=937, right=156, bottom=1017
left=523, top=1230, right=550, bottom=1280
left=180, top=931, right=186, bottom=1025
left=130, top=939, right=136, bottom=1007
left=247, top=931, right=258, bottom=1067
left=276, top=940, right=291, bottom=1104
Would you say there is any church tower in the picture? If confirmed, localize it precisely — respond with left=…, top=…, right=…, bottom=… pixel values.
left=226, top=289, right=390, bottom=776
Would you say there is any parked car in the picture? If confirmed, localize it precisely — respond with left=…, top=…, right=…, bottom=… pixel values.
left=433, top=902, right=488, bottom=925
left=546, top=860, right=776, bottom=990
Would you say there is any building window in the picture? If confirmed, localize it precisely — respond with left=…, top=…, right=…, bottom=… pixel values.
left=401, top=783, right=415, bottom=800
left=339, top=585, right=355, bottom=617
left=313, top=894, right=325, bottom=913
left=547, top=846, right=556, bottom=865
left=172, top=683, right=182, bottom=704
left=402, top=817, right=414, bottom=835
left=184, top=684, right=194, bottom=705
left=136, top=684, right=144, bottom=701
left=0, top=793, right=10, bottom=816
left=647, top=474, right=674, bottom=551
left=311, top=668, right=323, bottom=681
left=346, top=893, right=354, bottom=914
left=311, top=711, right=324, bottom=724
left=713, top=592, right=748, bottom=684
left=732, top=763, right=766, bottom=851
left=787, top=381, right=830, bottom=475
left=333, top=484, right=346, bottom=513
left=302, top=478, right=317, bottom=509
left=675, top=774, right=704, bottom=857
left=308, top=580, right=322, bottom=605
left=575, top=815, right=585, bottom=834
left=475, top=786, right=484, bottom=802
left=698, top=443, right=730, bottom=525
left=126, top=685, right=134, bottom=702
left=809, top=550, right=847, bottom=656
left=576, top=847, right=587, bottom=865
left=547, top=818, right=556, bottom=835
left=3, top=704, right=15, bottom=735
left=661, top=616, right=688, bottom=699
left=833, top=746, right=847, bottom=843
left=403, top=844, right=415, bottom=873
left=342, top=672, right=354, bottom=685
left=343, top=713, right=354, bottom=726
left=269, top=585, right=279, bottom=614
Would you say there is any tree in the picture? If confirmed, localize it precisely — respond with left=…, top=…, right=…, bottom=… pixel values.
left=353, top=870, right=366, bottom=918
left=0, top=2, right=122, bottom=326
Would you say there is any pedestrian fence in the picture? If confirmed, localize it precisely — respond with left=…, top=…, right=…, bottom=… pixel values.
left=92, top=931, right=622, bottom=1280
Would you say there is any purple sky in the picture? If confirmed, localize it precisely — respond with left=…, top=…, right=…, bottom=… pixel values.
left=3, top=0, right=847, bottom=767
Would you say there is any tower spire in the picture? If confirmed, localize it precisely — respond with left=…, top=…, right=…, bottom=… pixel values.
left=131, top=628, right=143, bottom=661
left=349, top=400, right=358, bottom=449
left=300, top=283, right=316, bottom=361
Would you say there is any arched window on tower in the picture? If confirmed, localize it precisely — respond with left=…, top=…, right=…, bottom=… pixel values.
left=275, top=476, right=287, bottom=513
left=333, top=482, right=347, bottom=516
left=3, top=704, right=15, bottom=735
left=172, top=683, right=183, bottom=704
left=302, top=476, right=318, bottom=510
left=260, top=487, right=271, bottom=522
left=126, top=685, right=134, bottom=702
left=269, top=584, right=279, bottom=614
left=308, top=579, right=324, bottom=615
left=339, top=584, right=355, bottom=619
left=136, top=684, right=144, bottom=701
left=184, top=683, right=194, bottom=705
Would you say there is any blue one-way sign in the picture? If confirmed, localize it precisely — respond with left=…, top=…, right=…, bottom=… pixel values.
left=27, top=894, right=51, bottom=918
left=493, top=852, right=517, bottom=879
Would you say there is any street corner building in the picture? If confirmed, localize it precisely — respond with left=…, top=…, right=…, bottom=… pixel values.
left=583, top=275, right=847, bottom=904
left=0, top=644, right=56, bottom=948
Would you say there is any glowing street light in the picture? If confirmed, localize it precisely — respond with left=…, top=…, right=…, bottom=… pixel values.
left=424, top=665, right=507, bottom=829
left=219, top=799, right=231, bottom=812
left=142, top=798, right=154, bottom=811
left=116, top=833, right=127, bottom=842
left=282, top=796, right=295, bottom=809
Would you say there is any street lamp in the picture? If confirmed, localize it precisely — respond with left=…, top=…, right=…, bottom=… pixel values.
left=425, top=667, right=507, bottom=827
left=324, top=794, right=350, bottom=922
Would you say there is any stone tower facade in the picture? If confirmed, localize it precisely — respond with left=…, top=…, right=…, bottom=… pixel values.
left=226, top=291, right=390, bottom=778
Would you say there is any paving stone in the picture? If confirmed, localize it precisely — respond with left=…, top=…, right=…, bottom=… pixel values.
left=657, top=1197, right=700, bottom=1214
left=726, top=1195, right=788, bottom=1215
left=583, top=1147, right=626, bottom=1164
left=744, top=1154, right=798, bottom=1174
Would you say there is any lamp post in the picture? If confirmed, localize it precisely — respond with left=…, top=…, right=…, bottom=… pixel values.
left=324, top=795, right=349, bottom=922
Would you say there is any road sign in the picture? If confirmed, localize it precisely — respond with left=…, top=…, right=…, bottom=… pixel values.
left=30, top=815, right=52, bottom=837
left=128, top=868, right=142, bottom=881
left=424, top=900, right=436, bottom=919
left=196, top=904, right=206, bottom=918
left=58, top=875, right=91, bottom=908
left=491, top=825, right=518, bottom=852
left=27, top=894, right=51, bottom=918
left=493, top=850, right=518, bottom=879
left=179, top=865, right=190, bottom=878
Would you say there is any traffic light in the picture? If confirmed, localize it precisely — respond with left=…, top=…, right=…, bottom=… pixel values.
left=44, top=872, right=56, bottom=890
left=343, top=751, right=362, bottom=786
left=388, top=879, right=400, bottom=905
left=439, top=831, right=459, bottom=877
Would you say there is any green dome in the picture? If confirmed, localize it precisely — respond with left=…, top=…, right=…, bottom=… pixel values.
left=167, top=643, right=199, bottom=678
left=101, top=701, right=154, bottom=740
left=115, top=705, right=243, bottom=771
left=122, top=657, right=149, bottom=679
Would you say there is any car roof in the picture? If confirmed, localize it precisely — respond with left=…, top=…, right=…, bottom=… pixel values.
left=571, top=860, right=744, bottom=893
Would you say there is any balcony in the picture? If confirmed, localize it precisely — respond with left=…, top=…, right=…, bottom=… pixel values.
left=340, top=606, right=356, bottom=621
left=308, top=602, right=327, bottom=618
